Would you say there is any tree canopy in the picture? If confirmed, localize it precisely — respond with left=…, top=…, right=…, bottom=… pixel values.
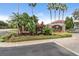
left=8, top=12, right=38, bottom=35
left=72, top=8, right=79, bottom=20
left=0, top=21, right=8, bottom=29
left=65, top=17, right=74, bottom=30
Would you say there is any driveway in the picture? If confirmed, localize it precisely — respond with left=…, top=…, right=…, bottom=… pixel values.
left=54, top=33, right=79, bottom=55
left=0, top=42, right=76, bottom=56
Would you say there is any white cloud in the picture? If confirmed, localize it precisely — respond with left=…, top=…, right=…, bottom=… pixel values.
left=0, top=15, right=10, bottom=22
left=35, top=13, right=49, bottom=24
left=35, top=12, right=56, bottom=24
left=38, top=19, right=51, bottom=24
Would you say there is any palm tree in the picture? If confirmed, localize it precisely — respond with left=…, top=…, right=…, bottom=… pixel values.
left=48, top=3, right=62, bottom=21
left=58, top=3, right=62, bottom=20
left=10, top=12, right=23, bottom=34
left=28, top=3, right=37, bottom=16
left=53, top=3, right=56, bottom=20
left=17, top=3, right=21, bottom=34
left=61, top=4, right=67, bottom=20
left=53, top=3, right=59, bottom=20
left=73, top=9, right=79, bottom=20
left=30, top=15, right=38, bottom=23
left=28, top=3, right=37, bottom=34
left=27, top=19, right=36, bottom=35
left=48, top=3, right=53, bottom=23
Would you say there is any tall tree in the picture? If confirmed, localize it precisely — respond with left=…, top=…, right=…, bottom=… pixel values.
left=0, top=21, right=8, bottom=29
left=10, top=12, right=23, bottom=34
left=48, top=3, right=67, bottom=21
left=65, top=17, right=74, bottom=30
left=10, top=12, right=30, bottom=34
left=58, top=3, right=62, bottom=20
left=61, top=4, right=67, bottom=20
left=72, top=8, right=79, bottom=20
left=30, top=15, right=38, bottom=23
left=28, top=3, right=37, bottom=34
left=17, top=3, right=20, bottom=34
left=28, top=3, right=37, bottom=16
left=53, top=3, right=59, bottom=20
left=27, top=18, right=36, bottom=35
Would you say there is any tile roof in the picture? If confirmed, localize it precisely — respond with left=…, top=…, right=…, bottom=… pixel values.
left=52, top=20, right=64, bottom=24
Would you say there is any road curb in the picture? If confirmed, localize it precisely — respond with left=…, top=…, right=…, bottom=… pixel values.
left=54, top=41, right=79, bottom=56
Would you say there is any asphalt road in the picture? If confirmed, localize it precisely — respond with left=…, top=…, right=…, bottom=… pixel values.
left=0, top=42, right=76, bottom=56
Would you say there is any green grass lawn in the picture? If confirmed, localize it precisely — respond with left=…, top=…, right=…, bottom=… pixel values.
left=0, top=32, right=72, bottom=42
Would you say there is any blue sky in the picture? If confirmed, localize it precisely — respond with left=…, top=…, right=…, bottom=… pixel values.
left=0, top=3, right=79, bottom=24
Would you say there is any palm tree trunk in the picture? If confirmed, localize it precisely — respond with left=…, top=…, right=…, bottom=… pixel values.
left=49, top=9, right=52, bottom=23
left=32, top=8, right=33, bottom=15
left=58, top=9, right=61, bottom=20
left=54, top=10, right=56, bottom=20
left=62, top=11, right=64, bottom=20
left=31, top=7, right=37, bottom=35
left=31, top=7, right=35, bottom=21
left=17, top=3, right=20, bottom=35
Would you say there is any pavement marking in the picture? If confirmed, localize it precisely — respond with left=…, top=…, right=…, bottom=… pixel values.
left=54, top=41, right=79, bottom=56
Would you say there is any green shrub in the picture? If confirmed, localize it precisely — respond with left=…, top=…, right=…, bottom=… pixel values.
left=4, top=34, right=72, bottom=42
left=0, top=31, right=72, bottom=42
left=43, top=26, right=52, bottom=35
left=0, top=32, right=18, bottom=42
left=0, top=36, right=5, bottom=42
